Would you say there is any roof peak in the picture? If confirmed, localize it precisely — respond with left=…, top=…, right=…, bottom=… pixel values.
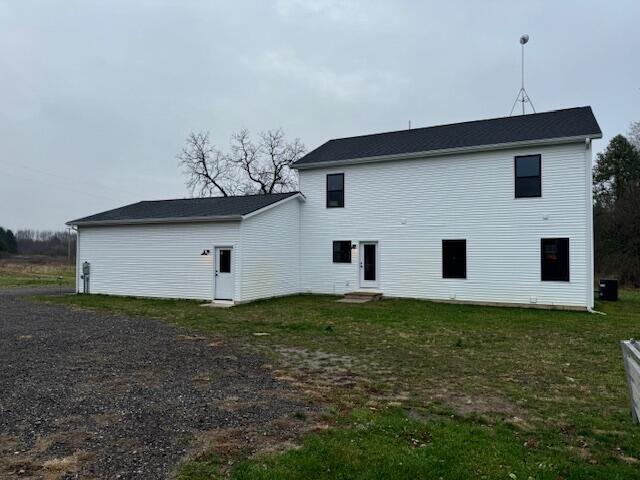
left=138, top=191, right=300, bottom=204
left=327, top=106, right=594, bottom=143
left=295, top=106, right=601, bottom=168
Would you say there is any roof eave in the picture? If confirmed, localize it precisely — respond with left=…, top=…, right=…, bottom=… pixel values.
left=67, top=215, right=243, bottom=227
left=67, top=192, right=306, bottom=227
left=292, top=134, right=602, bottom=170
left=240, top=192, right=306, bottom=220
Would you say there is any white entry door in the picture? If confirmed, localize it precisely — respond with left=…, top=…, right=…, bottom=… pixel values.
left=359, top=242, right=378, bottom=288
left=214, top=247, right=234, bottom=300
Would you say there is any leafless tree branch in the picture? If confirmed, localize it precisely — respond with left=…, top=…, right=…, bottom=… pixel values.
left=177, top=132, right=237, bottom=197
left=178, top=128, right=305, bottom=197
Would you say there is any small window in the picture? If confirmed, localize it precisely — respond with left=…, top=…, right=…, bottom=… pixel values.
left=332, top=241, right=351, bottom=263
left=443, top=240, right=466, bottom=279
left=219, top=249, right=231, bottom=273
left=541, top=238, right=569, bottom=282
left=327, top=173, right=344, bottom=208
left=515, top=155, right=541, bottom=198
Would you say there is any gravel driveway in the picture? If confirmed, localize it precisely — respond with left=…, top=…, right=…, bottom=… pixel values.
left=0, top=289, right=315, bottom=479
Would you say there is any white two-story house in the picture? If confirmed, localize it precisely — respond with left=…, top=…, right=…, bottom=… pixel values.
left=68, top=107, right=602, bottom=310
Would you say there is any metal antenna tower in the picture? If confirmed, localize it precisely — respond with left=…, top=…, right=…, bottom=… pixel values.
left=510, top=34, right=536, bottom=115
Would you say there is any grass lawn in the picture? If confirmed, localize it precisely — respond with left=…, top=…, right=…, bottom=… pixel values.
left=0, top=256, right=75, bottom=288
left=42, top=292, right=640, bottom=479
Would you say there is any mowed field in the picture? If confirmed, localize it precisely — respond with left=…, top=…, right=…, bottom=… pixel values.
left=39, top=288, right=640, bottom=480
left=0, top=256, right=74, bottom=288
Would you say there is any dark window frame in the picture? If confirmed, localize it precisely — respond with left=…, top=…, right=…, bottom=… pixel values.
left=515, top=154, right=542, bottom=198
left=326, top=173, right=345, bottom=208
left=541, top=238, right=570, bottom=282
left=332, top=240, right=352, bottom=263
left=442, top=239, right=467, bottom=279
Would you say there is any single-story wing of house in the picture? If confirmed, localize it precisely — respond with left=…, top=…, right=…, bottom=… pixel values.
left=68, top=192, right=305, bottom=304
left=68, top=106, right=602, bottom=309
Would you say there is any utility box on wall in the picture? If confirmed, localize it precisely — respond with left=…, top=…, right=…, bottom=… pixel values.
left=81, top=261, right=90, bottom=294
left=599, top=279, right=618, bottom=301
left=621, top=340, right=640, bottom=424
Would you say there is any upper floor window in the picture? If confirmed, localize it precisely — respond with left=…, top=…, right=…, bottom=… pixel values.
left=541, top=238, right=569, bottom=282
left=443, top=239, right=467, bottom=279
left=326, top=173, right=344, bottom=208
left=515, top=155, right=541, bottom=198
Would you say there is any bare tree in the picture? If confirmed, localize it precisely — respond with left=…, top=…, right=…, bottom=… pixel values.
left=229, top=128, right=305, bottom=194
left=178, top=129, right=305, bottom=197
left=13, top=229, right=76, bottom=257
left=177, top=132, right=237, bottom=197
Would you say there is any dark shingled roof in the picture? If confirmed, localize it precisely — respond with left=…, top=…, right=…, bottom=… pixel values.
left=294, top=107, right=601, bottom=167
left=68, top=192, right=300, bottom=226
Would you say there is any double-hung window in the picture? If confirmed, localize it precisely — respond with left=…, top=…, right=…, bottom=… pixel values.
left=326, top=173, right=344, bottom=208
left=515, top=155, right=541, bottom=198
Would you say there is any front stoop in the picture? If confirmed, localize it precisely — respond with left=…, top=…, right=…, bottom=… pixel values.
left=337, top=290, right=383, bottom=303
left=201, top=300, right=235, bottom=308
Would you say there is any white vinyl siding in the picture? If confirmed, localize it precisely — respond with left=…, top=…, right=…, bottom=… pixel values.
left=238, top=197, right=301, bottom=302
left=73, top=141, right=593, bottom=309
left=299, top=142, right=592, bottom=308
left=76, top=222, right=240, bottom=300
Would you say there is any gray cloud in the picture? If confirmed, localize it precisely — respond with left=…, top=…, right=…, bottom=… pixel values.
left=1, top=0, right=638, bottom=230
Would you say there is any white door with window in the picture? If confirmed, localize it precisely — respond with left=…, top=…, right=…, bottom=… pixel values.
left=214, top=247, right=234, bottom=300
left=359, top=242, right=378, bottom=288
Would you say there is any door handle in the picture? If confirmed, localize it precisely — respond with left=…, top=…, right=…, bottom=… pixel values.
left=215, top=271, right=219, bottom=276
left=360, top=262, right=363, bottom=268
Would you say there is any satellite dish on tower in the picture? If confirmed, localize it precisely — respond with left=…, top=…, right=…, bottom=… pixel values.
left=510, top=34, right=536, bottom=115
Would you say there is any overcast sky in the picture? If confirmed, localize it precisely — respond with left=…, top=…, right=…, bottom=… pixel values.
left=1, top=0, right=638, bottom=231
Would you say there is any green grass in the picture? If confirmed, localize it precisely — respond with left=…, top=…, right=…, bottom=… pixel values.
left=0, top=257, right=74, bottom=287
left=233, top=410, right=637, bottom=480
left=41, top=291, right=640, bottom=479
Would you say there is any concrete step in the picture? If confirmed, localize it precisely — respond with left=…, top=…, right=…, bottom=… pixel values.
left=341, top=290, right=383, bottom=302
left=336, top=297, right=371, bottom=304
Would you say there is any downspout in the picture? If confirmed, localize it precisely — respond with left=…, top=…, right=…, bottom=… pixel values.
left=72, top=225, right=79, bottom=294
left=584, top=138, right=603, bottom=314
left=297, top=199, right=302, bottom=294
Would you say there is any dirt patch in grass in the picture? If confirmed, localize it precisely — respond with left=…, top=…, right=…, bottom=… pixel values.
left=0, top=429, right=92, bottom=480
left=619, top=453, right=639, bottom=464
left=270, top=345, right=527, bottom=420
left=42, top=451, right=90, bottom=479
left=183, top=411, right=328, bottom=477
left=433, top=391, right=522, bottom=417
left=34, top=429, right=91, bottom=453
left=269, top=346, right=365, bottom=400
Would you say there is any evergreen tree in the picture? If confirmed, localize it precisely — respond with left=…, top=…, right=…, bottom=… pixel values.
left=593, top=134, right=640, bottom=207
left=4, top=229, right=17, bottom=253
left=0, top=228, right=7, bottom=253
left=593, top=132, right=640, bottom=286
